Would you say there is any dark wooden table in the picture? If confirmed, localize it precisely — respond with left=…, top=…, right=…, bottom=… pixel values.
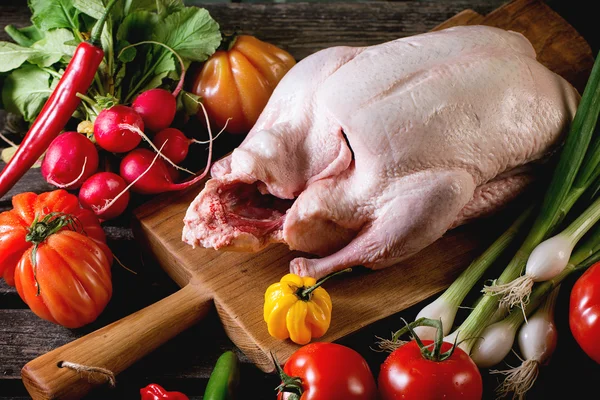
left=1, top=0, right=598, bottom=399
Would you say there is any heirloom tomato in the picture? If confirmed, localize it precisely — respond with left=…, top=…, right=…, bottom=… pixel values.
left=0, top=190, right=113, bottom=328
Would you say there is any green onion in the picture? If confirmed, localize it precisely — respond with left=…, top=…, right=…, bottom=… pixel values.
left=457, top=52, right=600, bottom=353
left=471, top=239, right=596, bottom=366
left=411, top=205, right=533, bottom=341
left=491, top=286, right=559, bottom=399
left=494, top=194, right=600, bottom=307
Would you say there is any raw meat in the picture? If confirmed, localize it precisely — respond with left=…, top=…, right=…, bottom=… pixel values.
left=182, top=25, right=580, bottom=278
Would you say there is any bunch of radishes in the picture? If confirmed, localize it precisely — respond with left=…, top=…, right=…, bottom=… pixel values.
left=41, top=88, right=215, bottom=221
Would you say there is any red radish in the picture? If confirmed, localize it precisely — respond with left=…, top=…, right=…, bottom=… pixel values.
left=120, top=148, right=209, bottom=194
left=41, top=131, right=99, bottom=189
left=117, top=101, right=217, bottom=195
left=94, top=105, right=143, bottom=152
left=152, top=121, right=230, bottom=166
left=79, top=172, right=130, bottom=220
left=152, top=128, right=191, bottom=164
left=132, top=89, right=177, bottom=132
left=115, top=121, right=195, bottom=175
left=119, top=108, right=217, bottom=195
left=166, top=165, right=179, bottom=183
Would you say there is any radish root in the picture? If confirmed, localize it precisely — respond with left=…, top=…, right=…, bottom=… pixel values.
left=118, top=123, right=195, bottom=175
left=0, top=131, right=18, bottom=148
left=165, top=100, right=218, bottom=190
left=93, top=142, right=167, bottom=215
left=112, top=253, right=137, bottom=275
left=183, top=101, right=216, bottom=184
left=491, top=358, right=539, bottom=400
left=46, top=157, right=88, bottom=189
left=183, top=92, right=231, bottom=145
left=191, top=117, right=231, bottom=144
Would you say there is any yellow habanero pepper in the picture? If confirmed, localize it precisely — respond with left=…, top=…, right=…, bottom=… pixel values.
left=263, top=269, right=351, bottom=345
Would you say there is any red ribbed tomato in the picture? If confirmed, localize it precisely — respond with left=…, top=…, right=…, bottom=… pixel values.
left=0, top=190, right=112, bottom=328
left=190, top=35, right=296, bottom=135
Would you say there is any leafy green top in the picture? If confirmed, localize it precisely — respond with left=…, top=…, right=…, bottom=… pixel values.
left=0, top=0, right=221, bottom=122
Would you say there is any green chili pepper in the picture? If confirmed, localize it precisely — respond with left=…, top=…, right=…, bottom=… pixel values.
left=203, top=351, right=240, bottom=400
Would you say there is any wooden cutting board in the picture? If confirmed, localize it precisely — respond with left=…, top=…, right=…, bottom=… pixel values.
left=20, top=1, right=594, bottom=399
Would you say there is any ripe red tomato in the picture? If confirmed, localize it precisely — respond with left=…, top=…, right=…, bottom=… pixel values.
left=378, top=340, right=482, bottom=400
left=277, top=342, right=377, bottom=400
left=569, top=261, right=600, bottom=363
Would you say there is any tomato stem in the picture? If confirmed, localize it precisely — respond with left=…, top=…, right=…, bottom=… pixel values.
left=272, top=352, right=303, bottom=400
left=26, top=212, right=81, bottom=295
left=297, top=268, right=352, bottom=301
left=219, top=31, right=239, bottom=52
left=393, top=317, right=458, bottom=362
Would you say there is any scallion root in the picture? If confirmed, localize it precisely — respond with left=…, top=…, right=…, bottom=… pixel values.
left=491, top=358, right=539, bottom=400
left=372, top=335, right=408, bottom=353
left=483, top=275, right=534, bottom=312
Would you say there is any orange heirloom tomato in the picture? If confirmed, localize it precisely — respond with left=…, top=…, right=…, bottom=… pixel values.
left=191, top=35, right=296, bottom=135
left=0, top=190, right=113, bottom=328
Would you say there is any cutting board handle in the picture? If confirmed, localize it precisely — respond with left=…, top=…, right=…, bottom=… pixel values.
left=21, top=282, right=213, bottom=400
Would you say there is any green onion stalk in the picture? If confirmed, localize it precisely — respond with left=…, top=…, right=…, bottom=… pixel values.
left=496, top=193, right=600, bottom=308
left=470, top=243, right=600, bottom=368
left=404, top=206, right=534, bottom=343
left=375, top=207, right=533, bottom=352
left=490, top=286, right=560, bottom=399
left=457, top=204, right=600, bottom=355
left=456, top=53, right=600, bottom=353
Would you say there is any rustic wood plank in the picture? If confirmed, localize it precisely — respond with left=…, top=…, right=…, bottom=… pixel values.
left=0, top=1, right=597, bottom=399
left=199, top=1, right=506, bottom=60
left=2, top=1, right=594, bottom=58
left=0, top=1, right=506, bottom=60
left=0, top=309, right=278, bottom=400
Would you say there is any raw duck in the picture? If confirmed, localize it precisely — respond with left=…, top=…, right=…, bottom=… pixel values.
left=182, top=26, right=580, bottom=279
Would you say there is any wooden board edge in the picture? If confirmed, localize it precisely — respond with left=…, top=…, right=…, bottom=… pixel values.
left=432, top=9, right=484, bottom=31
left=481, top=0, right=594, bottom=92
left=130, top=214, right=196, bottom=288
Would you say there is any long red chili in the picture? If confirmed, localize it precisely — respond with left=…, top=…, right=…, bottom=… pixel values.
left=0, top=0, right=118, bottom=198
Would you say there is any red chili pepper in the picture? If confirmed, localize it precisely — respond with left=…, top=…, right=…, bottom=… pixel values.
left=140, top=383, right=189, bottom=400
left=0, top=0, right=118, bottom=198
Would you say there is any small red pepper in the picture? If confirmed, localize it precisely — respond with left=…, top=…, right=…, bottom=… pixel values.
left=0, top=0, right=118, bottom=198
left=140, top=383, right=189, bottom=400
